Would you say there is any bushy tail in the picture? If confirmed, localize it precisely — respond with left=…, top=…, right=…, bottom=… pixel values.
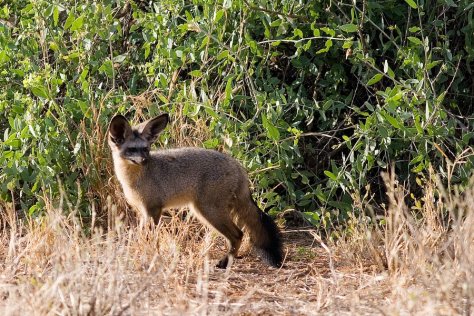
left=239, top=198, right=283, bottom=267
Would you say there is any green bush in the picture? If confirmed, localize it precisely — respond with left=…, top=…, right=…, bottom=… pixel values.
left=1, top=0, right=473, bottom=228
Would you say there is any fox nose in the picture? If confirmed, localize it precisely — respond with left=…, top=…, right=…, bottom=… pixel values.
left=131, top=156, right=147, bottom=164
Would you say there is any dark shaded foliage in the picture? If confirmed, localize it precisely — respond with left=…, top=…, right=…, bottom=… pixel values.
left=1, top=0, right=473, bottom=228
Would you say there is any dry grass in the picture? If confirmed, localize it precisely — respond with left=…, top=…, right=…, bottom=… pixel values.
left=1, top=172, right=474, bottom=315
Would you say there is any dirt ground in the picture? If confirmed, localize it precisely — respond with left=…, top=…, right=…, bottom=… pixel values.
left=131, top=227, right=391, bottom=315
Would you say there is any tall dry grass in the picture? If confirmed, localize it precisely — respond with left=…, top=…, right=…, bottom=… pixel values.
left=382, top=170, right=474, bottom=315
left=338, top=168, right=474, bottom=314
left=1, top=168, right=473, bottom=315
left=0, top=198, right=233, bottom=315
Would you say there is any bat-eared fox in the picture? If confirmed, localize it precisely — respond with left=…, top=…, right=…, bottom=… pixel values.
left=108, top=114, right=283, bottom=268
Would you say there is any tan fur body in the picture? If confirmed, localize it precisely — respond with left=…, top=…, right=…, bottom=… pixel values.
left=108, top=114, right=283, bottom=268
left=112, top=147, right=249, bottom=222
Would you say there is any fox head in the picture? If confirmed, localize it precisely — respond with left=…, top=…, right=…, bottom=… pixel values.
left=108, top=114, right=169, bottom=165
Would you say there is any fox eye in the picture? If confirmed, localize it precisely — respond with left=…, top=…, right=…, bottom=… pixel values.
left=126, top=147, right=148, bottom=154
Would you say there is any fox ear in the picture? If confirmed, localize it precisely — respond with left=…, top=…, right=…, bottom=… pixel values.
left=140, top=113, right=169, bottom=143
left=109, top=115, right=131, bottom=145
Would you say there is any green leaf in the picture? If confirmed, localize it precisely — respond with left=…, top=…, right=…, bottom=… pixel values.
left=217, top=50, right=229, bottom=61
left=143, top=43, right=151, bottom=59
left=62, top=51, right=81, bottom=60
left=426, top=60, right=442, bottom=70
left=320, top=27, right=335, bottom=37
left=367, top=73, right=383, bottom=85
left=70, top=16, right=84, bottom=32
left=199, top=36, right=210, bottom=50
left=21, top=3, right=33, bottom=13
left=112, top=54, right=127, bottom=63
left=30, top=86, right=48, bottom=99
left=324, top=170, right=338, bottom=181
left=339, top=24, right=358, bottom=33
left=414, top=113, right=423, bottom=134
left=0, top=50, right=10, bottom=65
left=342, top=40, right=353, bottom=49
left=5, top=131, right=21, bottom=147
left=301, top=212, right=320, bottom=226
left=64, top=12, right=75, bottom=29
left=409, top=154, right=424, bottom=165
left=215, top=9, right=225, bottom=23
left=203, top=138, right=219, bottom=149
left=408, top=36, right=423, bottom=46
left=297, top=199, right=312, bottom=207
left=261, top=114, right=280, bottom=141
left=53, top=6, right=59, bottom=26
left=465, top=3, right=474, bottom=10
left=383, top=60, right=395, bottom=79
left=316, top=39, right=333, bottom=54
left=293, top=28, right=303, bottom=38
left=189, top=70, right=202, bottom=77
left=44, top=5, right=54, bottom=18
left=204, top=107, right=219, bottom=119
left=443, top=0, right=457, bottom=7
left=157, top=93, right=168, bottom=104
left=412, top=163, right=425, bottom=173
left=387, top=65, right=395, bottom=79
left=224, top=77, right=233, bottom=104
left=405, top=0, right=418, bottom=9
left=381, top=111, right=402, bottom=129
left=98, top=60, right=113, bottom=77
left=270, top=19, right=282, bottom=27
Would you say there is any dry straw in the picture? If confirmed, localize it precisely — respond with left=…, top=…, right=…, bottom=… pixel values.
left=1, top=170, right=473, bottom=315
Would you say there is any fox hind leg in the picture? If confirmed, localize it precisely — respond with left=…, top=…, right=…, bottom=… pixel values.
left=214, top=220, right=243, bottom=269
left=192, top=203, right=243, bottom=268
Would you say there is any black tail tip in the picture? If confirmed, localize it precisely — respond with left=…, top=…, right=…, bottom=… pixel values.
left=261, top=250, right=283, bottom=268
left=258, top=212, right=284, bottom=268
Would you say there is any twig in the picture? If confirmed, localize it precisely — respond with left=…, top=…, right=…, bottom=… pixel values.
left=281, top=132, right=340, bottom=142
left=357, top=0, right=367, bottom=54
left=309, top=231, right=338, bottom=285
left=258, top=36, right=348, bottom=45
left=248, top=165, right=280, bottom=175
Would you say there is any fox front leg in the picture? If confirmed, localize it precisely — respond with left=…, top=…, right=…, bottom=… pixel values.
left=137, top=205, right=162, bottom=227
left=149, top=209, right=162, bottom=225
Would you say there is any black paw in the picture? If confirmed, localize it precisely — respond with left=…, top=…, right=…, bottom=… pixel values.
left=216, top=256, right=229, bottom=269
left=217, top=254, right=238, bottom=269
